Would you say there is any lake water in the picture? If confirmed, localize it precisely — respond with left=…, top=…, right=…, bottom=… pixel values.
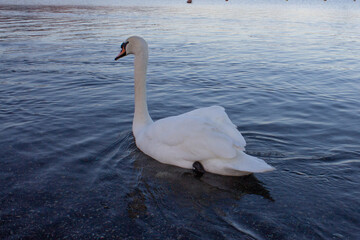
left=1, top=1, right=360, bottom=239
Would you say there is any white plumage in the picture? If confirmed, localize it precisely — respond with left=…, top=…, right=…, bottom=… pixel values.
left=115, top=36, right=275, bottom=176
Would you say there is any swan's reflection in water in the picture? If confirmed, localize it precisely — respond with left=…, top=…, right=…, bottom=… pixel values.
left=86, top=131, right=276, bottom=238
left=124, top=138, right=273, bottom=220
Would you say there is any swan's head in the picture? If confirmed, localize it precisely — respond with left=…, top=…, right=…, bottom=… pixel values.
left=114, top=36, right=148, bottom=61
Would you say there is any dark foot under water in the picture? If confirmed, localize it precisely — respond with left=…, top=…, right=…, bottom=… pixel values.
left=193, top=161, right=206, bottom=178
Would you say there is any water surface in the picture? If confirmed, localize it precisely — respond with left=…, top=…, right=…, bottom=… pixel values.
left=1, top=1, right=360, bottom=239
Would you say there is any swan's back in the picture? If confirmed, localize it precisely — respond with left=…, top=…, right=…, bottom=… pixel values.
left=134, top=105, right=274, bottom=176
left=182, top=106, right=246, bottom=150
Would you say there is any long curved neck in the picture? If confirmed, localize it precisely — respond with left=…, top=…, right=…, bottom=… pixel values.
left=132, top=50, right=152, bottom=136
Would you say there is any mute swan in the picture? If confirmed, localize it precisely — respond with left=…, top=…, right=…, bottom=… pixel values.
left=115, top=36, right=275, bottom=176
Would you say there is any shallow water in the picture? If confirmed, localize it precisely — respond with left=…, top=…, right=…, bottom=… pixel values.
left=1, top=1, right=360, bottom=239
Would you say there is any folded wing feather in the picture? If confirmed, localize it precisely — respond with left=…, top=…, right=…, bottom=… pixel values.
left=144, top=106, right=245, bottom=161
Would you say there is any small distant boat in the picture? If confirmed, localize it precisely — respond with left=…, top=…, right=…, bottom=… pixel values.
left=187, top=0, right=192, bottom=3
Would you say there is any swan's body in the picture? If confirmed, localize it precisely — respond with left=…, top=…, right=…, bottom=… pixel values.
left=115, top=36, right=275, bottom=176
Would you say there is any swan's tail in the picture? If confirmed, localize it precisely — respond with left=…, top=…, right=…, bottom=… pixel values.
left=203, top=151, right=275, bottom=176
left=232, top=151, right=275, bottom=173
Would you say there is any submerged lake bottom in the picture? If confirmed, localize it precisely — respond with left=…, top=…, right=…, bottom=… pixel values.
left=1, top=2, right=360, bottom=239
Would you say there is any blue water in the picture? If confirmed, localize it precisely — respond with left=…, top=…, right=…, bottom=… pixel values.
left=1, top=1, right=360, bottom=239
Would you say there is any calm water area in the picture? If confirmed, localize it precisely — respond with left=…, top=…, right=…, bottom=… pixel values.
left=1, top=0, right=360, bottom=239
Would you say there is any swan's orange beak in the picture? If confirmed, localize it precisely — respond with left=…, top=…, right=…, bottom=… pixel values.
left=115, top=41, right=129, bottom=61
left=114, top=48, right=126, bottom=61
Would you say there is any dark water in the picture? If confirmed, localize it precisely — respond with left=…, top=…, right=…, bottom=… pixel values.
left=1, top=1, right=360, bottom=239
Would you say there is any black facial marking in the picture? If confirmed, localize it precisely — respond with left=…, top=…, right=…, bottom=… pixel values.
left=121, top=41, right=129, bottom=50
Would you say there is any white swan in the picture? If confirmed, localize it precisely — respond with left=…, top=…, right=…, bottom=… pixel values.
left=115, top=36, right=275, bottom=176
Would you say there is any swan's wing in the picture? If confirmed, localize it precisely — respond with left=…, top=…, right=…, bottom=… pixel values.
left=142, top=114, right=240, bottom=161
left=183, top=106, right=246, bottom=150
